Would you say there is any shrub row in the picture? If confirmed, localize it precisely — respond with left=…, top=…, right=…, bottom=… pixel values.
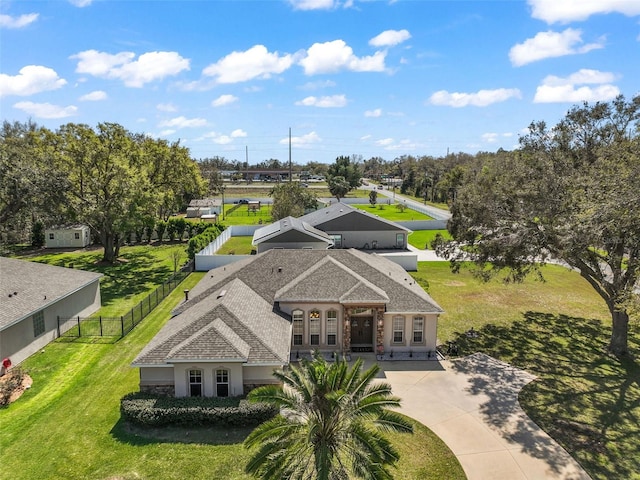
left=187, top=223, right=225, bottom=259
left=120, top=392, right=277, bottom=427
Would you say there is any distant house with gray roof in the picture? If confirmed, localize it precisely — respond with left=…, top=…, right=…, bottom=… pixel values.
left=299, top=202, right=411, bottom=250
left=0, top=257, right=102, bottom=371
left=132, top=249, right=442, bottom=398
left=251, top=216, right=333, bottom=253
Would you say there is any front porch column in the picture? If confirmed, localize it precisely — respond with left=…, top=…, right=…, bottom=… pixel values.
left=343, top=307, right=352, bottom=353
left=376, top=307, right=385, bottom=353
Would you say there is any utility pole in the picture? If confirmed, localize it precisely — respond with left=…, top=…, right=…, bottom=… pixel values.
left=289, top=127, right=292, bottom=183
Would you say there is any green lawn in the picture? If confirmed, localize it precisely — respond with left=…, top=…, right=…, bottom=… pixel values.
left=215, top=236, right=255, bottom=255
left=352, top=203, right=434, bottom=221
left=17, top=244, right=189, bottom=316
left=221, top=204, right=273, bottom=226
left=407, top=229, right=452, bottom=249
left=412, top=262, right=639, bottom=480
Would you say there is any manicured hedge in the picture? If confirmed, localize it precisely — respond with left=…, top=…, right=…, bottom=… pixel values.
left=187, top=223, right=224, bottom=259
left=120, top=392, right=278, bottom=427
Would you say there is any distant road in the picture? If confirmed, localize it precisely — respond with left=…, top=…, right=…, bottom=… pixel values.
left=360, top=184, right=452, bottom=221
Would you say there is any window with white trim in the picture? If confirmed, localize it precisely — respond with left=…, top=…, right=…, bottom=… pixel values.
left=326, top=310, right=337, bottom=346
left=413, top=316, right=424, bottom=343
left=293, top=310, right=303, bottom=346
left=33, top=310, right=45, bottom=337
left=309, top=310, right=320, bottom=346
left=74, top=232, right=80, bottom=239
left=49, top=233, right=54, bottom=240
left=189, top=369, right=203, bottom=397
left=392, top=316, right=404, bottom=344
left=216, top=369, right=229, bottom=397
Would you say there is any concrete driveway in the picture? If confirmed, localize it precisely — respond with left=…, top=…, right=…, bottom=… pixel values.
left=366, top=353, right=591, bottom=480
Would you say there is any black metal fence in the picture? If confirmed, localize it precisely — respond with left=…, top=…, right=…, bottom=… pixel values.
left=57, top=262, right=192, bottom=340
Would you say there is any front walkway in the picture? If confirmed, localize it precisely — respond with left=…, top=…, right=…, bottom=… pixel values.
left=363, top=352, right=591, bottom=480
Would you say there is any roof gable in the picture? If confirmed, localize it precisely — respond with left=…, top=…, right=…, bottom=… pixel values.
left=300, top=203, right=410, bottom=232
left=252, top=216, right=331, bottom=245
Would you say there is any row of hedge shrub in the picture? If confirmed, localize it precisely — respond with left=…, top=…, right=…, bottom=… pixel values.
left=120, top=392, right=278, bottom=427
left=187, top=223, right=225, bottom=259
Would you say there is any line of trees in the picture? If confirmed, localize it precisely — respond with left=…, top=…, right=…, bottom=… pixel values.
left=1, top=121, right=206, bottom=263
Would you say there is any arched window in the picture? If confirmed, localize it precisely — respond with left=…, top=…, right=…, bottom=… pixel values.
left=189, top=369, right=203, bottom=397
left=309, top=310, right=321, bottom=346
left=293, top=310, right=303, bottom=346
left=326, top=310, right=338, bottom=346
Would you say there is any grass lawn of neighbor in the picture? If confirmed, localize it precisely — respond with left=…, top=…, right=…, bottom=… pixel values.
left=214, top=236, right=255, bottom=255
left=221, top=204, right=272, bottom=226
left=407, top=229, right=452, bottom=250
left=411, top=261, right=639, bottom=480
left=352, top=203, right=433, bottom=221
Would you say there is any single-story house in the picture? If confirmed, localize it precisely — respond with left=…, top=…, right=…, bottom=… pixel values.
left=252, top=216, right=334, bottom=253
left=44, top=225, right=91, bottom=249
left=0, top=257, right=102, bottom=372
left=132, top=249, right=443, bottom=397
left=299, top=203, right=411, bottom=250
left=186, top=199, right=222, bottom=218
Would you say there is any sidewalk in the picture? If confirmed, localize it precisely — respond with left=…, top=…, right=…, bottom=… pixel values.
left=368, top=353, right=592, bottom=480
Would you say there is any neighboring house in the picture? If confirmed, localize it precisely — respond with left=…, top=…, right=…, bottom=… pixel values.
left=44, top=225, right=91, bottom=249
left=252, top=216, right=334, bottom=253
left=299, top=202, right=411, bottom=250
left=186, top=199, right=222, bottom=218
left=0, top=257, right=102, bottom=371
left=132, top=249, right=443, bottom=398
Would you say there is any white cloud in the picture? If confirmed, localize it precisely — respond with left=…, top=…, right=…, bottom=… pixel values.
left=533, top=69, right=620, bottom=103
left=482, top=132, right=513, bottom=143
left=211, top=94, right=239, bottom=107
left=281, top=131, right=322, bottom=146
left=0, top=66, right=67, bottom=97
left=365, top=108, right=382, bottom=117
left=369, top=29, right=411, bottom=48
left=13, top=101, right=77, bottom=119
left=203, top=45, right=293, bottom=84
left=429, top=88, right=522, bottom=107
left=71, top=50, right=190, bottom=87
left=509, top=29, right=604, bottom=67
left=231, top=129, right=247, bottom=138
left=295, top=94, right=347, bottom=107
left=299, top=80, right=337, bottom=90
left=79, top=90, right=107, bottom=101
left=157, top=103, right=177, bottom=112
left=0, top=13, right=39, bottom=28
left=287, top=0, right=337, bottom=10
left=159, top=116, right=207, bottom=128
left=376, top=138, right=395, bottom=147
left=299, top=40, right=386, bottom=75
left=528, top=0, right=640, bottom=24
left=69, top=0, right=93, bottom=6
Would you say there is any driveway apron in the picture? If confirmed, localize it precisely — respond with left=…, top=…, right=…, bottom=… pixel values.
left=368, top=353, right=592, bottom=480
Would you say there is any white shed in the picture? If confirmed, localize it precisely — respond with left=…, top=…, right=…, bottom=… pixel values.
left=45, top=225, right=91, bottom=249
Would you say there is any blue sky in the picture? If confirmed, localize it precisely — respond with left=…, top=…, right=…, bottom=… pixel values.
left=1, top=0, right=639, bottom=163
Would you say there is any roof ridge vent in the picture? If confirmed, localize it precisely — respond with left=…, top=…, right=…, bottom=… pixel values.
left=217, top=289, right=227, bottom=299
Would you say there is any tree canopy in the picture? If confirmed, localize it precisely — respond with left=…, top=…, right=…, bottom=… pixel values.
left=327, top=156, right=362, bottom=192
left=269, top=182, right=318, bottom=220
left=435, top=95, right=640, bottom=356
left=244, top=353, right=413, bottom=480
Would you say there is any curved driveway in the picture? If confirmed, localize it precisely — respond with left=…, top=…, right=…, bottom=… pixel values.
left=367, top=353, right=591, bottom=480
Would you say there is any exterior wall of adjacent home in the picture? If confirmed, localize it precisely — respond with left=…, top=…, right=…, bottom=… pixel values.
left=382, top=312, right=439, bottom=354
left=44, top=226, right=91, bottom=248
left=257, top=240, right=329, bottom=253
left=139, top=366, right=175, bottom=395
left=325, top=230, right=406, bottom=250
left=173, top=362, right=245, bottom=398
left=0, top=279, right=101, bottom=367
left=280, top=302, right=345, bottom=353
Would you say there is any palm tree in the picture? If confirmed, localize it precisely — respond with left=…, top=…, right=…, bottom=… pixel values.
left=244, top=352, right=413, bottom=480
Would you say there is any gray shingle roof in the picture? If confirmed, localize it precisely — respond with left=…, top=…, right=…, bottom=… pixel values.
left=252, top=216, right=332, bottom=245
left=0, top=257, right=102, bottom=331
left=300, top=202, right=411, bottom=233
left=133, top=278, right=291, bottom=366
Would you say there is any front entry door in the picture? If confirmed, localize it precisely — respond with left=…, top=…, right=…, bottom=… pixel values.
left=351, top=317, right=373, bottom=346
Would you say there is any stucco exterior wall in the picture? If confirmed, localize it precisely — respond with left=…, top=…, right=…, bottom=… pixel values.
left=173, top=362, right=245, bottom=398
left=382, top=312, right=438, bottom=353
left=327, top=230, right=406, bottom=250
left=0, top=279, right=101, bottom=366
